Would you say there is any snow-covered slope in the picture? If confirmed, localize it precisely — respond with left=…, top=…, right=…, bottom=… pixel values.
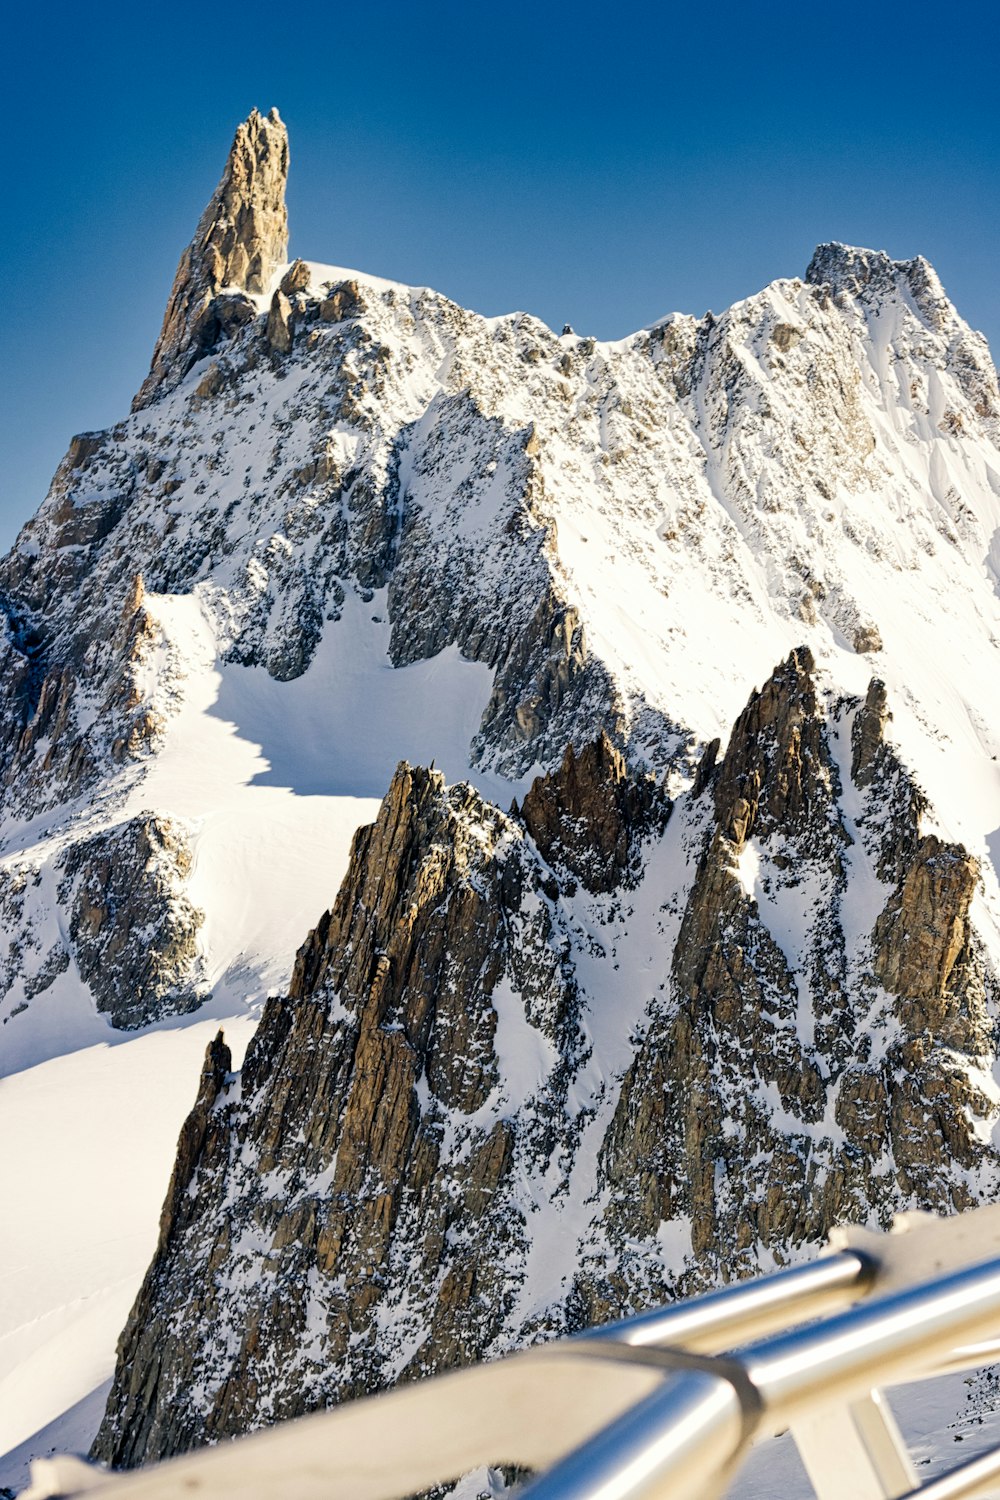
left=3, top=107, right=1000, bottom=1487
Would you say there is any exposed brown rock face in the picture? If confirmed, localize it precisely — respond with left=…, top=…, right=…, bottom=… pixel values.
left=597, top=648, right=995, bottom=1295
left=519, top=731, right=666, bottom=892
left=712, top=645, right=834, bottom=846
left=134, top=108, right=289, bottom=407
left=157, top=1032, right=232, bottom=1256
left=319, top=279, right=362, bottom=323
left=600, top=649, right=838, bottom=1278
left=280, top=258, right=311, bottom=295
left=93, top=763, right=567, bottom=1463
left=265, top=288, right=293, bottom=354
left=851, top=677, right=888, bottom=786
left=0, top=570, right=162, bottom=818
left=873, top=834, right=983, bottom=1047
left=853, top=624, right=883, bottom=654
left=92, top=665, right=1000, bottom=1471
left=845, top=677, right=928, bottom=884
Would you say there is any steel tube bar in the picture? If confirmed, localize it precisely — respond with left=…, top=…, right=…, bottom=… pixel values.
left=517, top=1370, right=744, bottom=1500
left=585, top=1250, right=873, bottom=1354
left=20, top=1349, right=673, bottom=1500
left=743, top=1257, right=1000, bottom=1422
left=531, top=1257, right=1000, bottom=1500
left=926, top=1341, right=1000, bottom=1376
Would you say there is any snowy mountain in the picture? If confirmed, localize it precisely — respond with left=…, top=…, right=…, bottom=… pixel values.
left=4, top=106, right=1000, bottom=1484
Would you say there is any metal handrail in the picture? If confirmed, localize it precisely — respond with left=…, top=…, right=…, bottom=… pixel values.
left=21, top=1204, right=1000, bottom=1500
left=526, top=1256, right=1000, bottom=1500
left=582, top=1247, right=874, bottom=1352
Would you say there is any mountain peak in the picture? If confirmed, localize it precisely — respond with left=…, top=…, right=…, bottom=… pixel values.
left=804, top=241, right=955, bottom=332
left=133, top=107, right=289, bottom=409
left=806, top=241, right=897, bottom=291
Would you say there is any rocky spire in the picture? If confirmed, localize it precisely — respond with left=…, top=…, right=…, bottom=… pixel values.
left=133, top=108, right=289, bottom=409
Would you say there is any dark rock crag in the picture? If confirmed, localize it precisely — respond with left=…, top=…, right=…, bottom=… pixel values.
left=0, top=568, right=162, bottom=820
left=58, top=814, right=205, bottom=1029
left=598, top=649, right=994, bottom=1302
left=518, top=730, right=665, bottom=892
left=94, top=756, right=586, bottom=1462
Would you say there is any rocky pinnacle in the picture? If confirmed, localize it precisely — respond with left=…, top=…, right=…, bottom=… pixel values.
left=133, top=108, right=289, bottom=408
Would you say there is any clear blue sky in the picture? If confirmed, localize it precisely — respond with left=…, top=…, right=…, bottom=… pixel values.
left=2, top=0, right=997, bottom=552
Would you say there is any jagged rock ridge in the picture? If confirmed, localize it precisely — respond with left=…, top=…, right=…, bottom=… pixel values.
left=94, top=652, right=999, bottom=1466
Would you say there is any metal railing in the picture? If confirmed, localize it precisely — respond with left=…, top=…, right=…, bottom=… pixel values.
left=23, top=1205, right=1000, bottom=1500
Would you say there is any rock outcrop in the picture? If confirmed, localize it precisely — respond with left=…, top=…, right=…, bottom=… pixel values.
left=599, top=650, right=995, bottom=1291
left=0, top=566, right=162, bottom=821
left=133, top=107, right=289, bottom=407
left=873, top=835, right=982, bottom=1047
left=93, top=763, right=570, bottom=1463
left=518, top=731, right=666, bottom=891
left=601, top=649, right=840, bottom=1278
left=59, top=814, right=205, bottom=1029
left=265, top=288, right=294, bottom=354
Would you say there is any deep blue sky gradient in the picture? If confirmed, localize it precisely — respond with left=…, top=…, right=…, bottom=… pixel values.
left=2, top=0, right=997, bottom=551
